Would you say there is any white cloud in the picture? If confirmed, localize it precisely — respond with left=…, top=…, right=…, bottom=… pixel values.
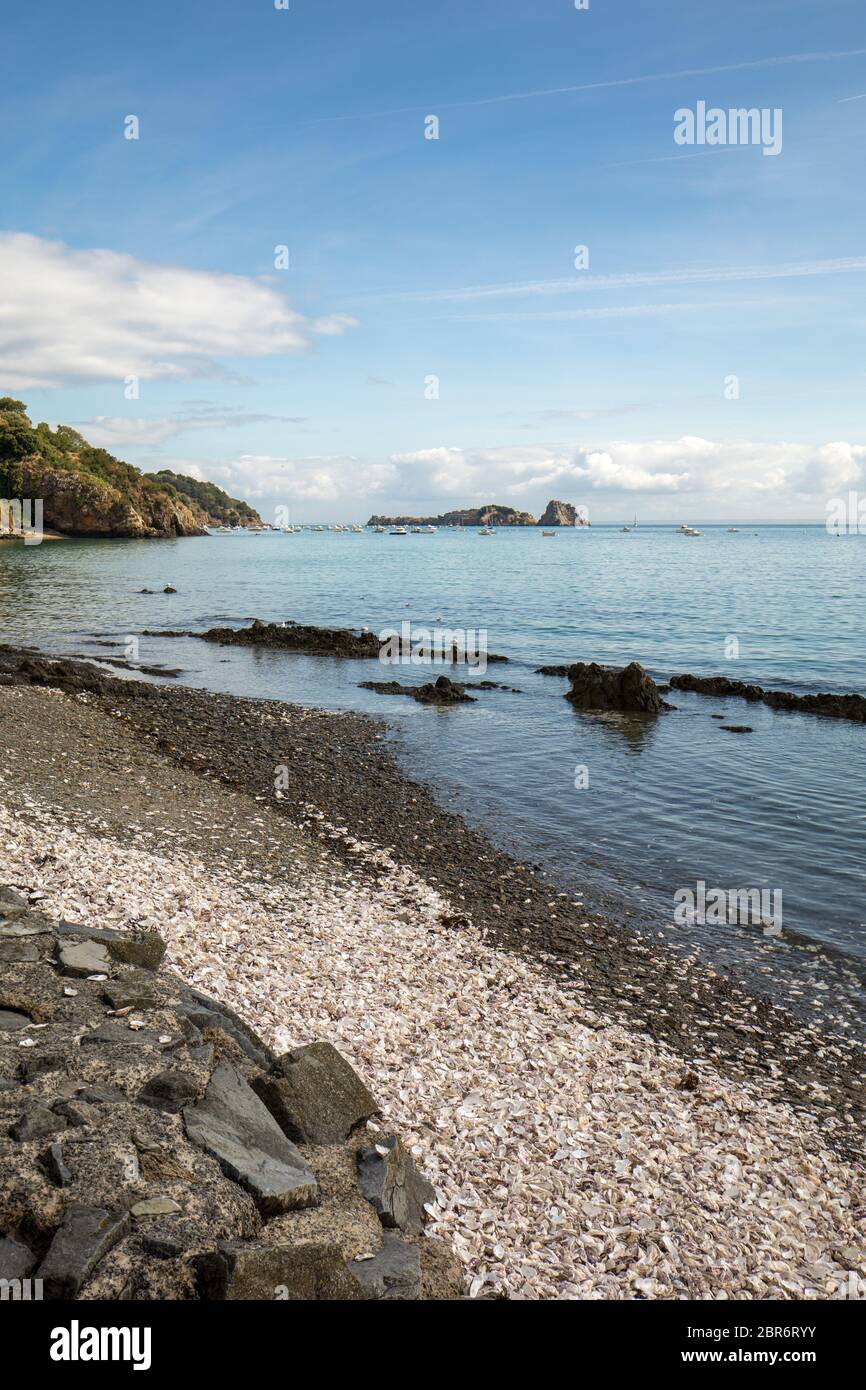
left=0, top=232, right=357, bottom=390
left=70, top=410, right=306, bottom=449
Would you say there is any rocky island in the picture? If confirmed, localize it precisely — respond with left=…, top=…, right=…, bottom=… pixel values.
left=367, top=499, right=589, bottom=527
left=0, top=399, right=259, bottom=539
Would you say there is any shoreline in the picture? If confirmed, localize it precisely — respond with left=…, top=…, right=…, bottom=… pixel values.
left=1, top=657, right=864, bottom=1297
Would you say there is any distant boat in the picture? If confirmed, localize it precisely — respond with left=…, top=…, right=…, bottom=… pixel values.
left=727, top=527, right=739, bottom=533
left=373, top=525, right=385, bottom=534
left=678, top=525, right=701, bottom=537
left=478, top=527, right=495, bottom=536
left=390, top=526, right=408, bottom=535
left=541, top=529, right=556, bottom=537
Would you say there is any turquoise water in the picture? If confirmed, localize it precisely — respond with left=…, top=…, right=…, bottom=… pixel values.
left=2, top=525, right=864, bottom=1025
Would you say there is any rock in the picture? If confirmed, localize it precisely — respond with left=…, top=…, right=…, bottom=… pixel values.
left=419, top=1237, right=466, bottom=1299
left=537, top=499, right=588, bottom=526
left=53, top=1100, right=98, bottom=1128
left=720, top=725, right=754, bottom=734
left=0, top=1234, right=36, bottom=1281
left=183, top=1064, right=318, bottom=1215
left=10, top=1103, right=67, bottom=1142
left=359, top=675, right=476, bottom=705
left=102, top=977, right=159, bottom=1011
left=41, top=1141, right=73, bottom=1187
left=56, top=922, right=165, bottom=971
left=163, top=585, right=177, bottom=594
left=348, top=1232, right=422, bottom=1300
left=74, top=1085, right=126, bottom=1105
left=80, top=1021, right=164, bottom=1048
left=252, top=1041, right=378, bottom=1145
left=20, top=1051, right=65, bottom=1082
left=0, top=886, right=28, bottom=923
left=140, top=1070, right=201, bottom=1114
left=669, top=672, right=866, bottom=725
left=0, top=1008, right=32, bottom=1031
left=0, top=916, right=53, bottom=939
left=37, top=1204, right=129, bottom=1298
left=58, top=940, right=113, bottom=978
left=565, top=661, right=670, bottom=715
left=356, top=1134, right=436, bottom=1235
left=196, top=1241, right=363, bottom=1301
left=198, top=621, right=381, bottom=659
left=131, top=1197, right=182, bottom=1217
left=0, top=939, right=41, bottom=963
left=177, top=994, right=272, bottom=1069
left=142, top=1230, right=184, bottom=1260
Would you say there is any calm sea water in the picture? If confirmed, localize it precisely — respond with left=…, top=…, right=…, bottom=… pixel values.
left=2, top=525, right=864, bottom=1029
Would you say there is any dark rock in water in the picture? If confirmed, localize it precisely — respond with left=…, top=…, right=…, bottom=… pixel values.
left=565, top=661, right=670, bottom=715
left=535, top=665, right=574, bottom=676
left=163, top=585, right=177, bottom=594
left=140, top=1069, right=201, bottom=1113
left=669, top=672, right=866, bottom=724
left=41, top=1141, right=73, bottom=1187
left=720, top=725, right=754, bottom=734
left=360, top=675, right=476, bottom=705
left=196, top=1240, right=364, bottom=1301
left=11, top=1103, right=67, bottom=1142
left=356, top=1134, right=436, bottom=1235
left=349, top=1231, right=422, bottom=1300
left=252, top=1040, right=378, bottom=1146
left=183, top=1064, right=318, bottom=1215
left=0, top=1233, right=36, bottom=1281
left=199, top=619, right=381, bottom=659
left=37, top=1203, right=129, bottom=1298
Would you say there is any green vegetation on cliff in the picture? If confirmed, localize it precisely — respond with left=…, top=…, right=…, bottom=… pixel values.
left=0, top=400, right=256, bottom=538
left=147, top=470, right=262, bottom=528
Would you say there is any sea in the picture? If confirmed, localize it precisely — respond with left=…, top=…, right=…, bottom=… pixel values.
left=2, top=523, right=864, bottom=1035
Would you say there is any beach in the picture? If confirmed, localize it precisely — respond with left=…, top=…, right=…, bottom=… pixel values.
left=1, top=653, right=863, bottom=1299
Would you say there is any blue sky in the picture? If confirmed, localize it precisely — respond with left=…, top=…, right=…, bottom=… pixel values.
left=1, top=0, right=865, bottom=520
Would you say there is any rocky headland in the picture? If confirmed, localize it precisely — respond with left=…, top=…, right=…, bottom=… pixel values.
left=0, top=400, right=255, bottom=540
left=366, top=499, right=589, bottom=527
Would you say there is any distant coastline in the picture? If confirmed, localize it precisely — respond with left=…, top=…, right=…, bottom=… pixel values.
left=367, top=498, right=589, bottom=527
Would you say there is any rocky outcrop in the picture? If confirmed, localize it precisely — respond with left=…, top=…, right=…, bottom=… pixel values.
left=367, top=505, right=536, bottom=527
left=18, top=460, right=207, bottom=538
left=0, top=891, right=462, bottom=1300
left=537, top=500, right=589, bottom=526
left=197, top=620, right=382, bottom=659
left=565, top=661, right=671, bottom=715
left=669, top=673, right=866, bottom=724
left=359, top=676, right=476, bottom=705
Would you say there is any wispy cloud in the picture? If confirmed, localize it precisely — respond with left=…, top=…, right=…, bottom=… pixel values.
left=447, top=296, right=807, bottom=324
left=308, top=48, right=866, bottom=124
left=838, top=92, right=866, bottom=103
left=70, top=411, right=307, bottom=449
left=363, top=257, right=866, bottom=306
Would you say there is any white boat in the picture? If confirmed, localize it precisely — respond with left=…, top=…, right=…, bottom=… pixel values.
left=390, top=526, right=408, bottom=536
left=373, top=525, right=385, bottom=533
left=727, top=527, right=739, bottom=533
left=679, top=526, right=701, bottom=537
left=478, top=527, right=495, bottom=536
left=410, top=526, right=423, bottom=534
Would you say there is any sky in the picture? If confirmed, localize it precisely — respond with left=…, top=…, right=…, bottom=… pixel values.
left=1, top=0, right=865, bottom=522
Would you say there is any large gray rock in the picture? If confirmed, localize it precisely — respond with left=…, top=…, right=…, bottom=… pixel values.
left=0, top=1234, right=36, bottom=1281
left=0, top=887, right=28, bottom=924
left=196, top=1241, right=363, bottom=1300
left=357, top=1134, right=436, bottom=1235
left=58, top=940, right=112, bottom=978
left=0, top=1009, right=32, bottom=1031
left=252, top=1041, right=378, bottom=1145
left=56, top=922, right=166, bottom=971
left=349, top=1232, right=422, bottom=1300
left=565, top=661, right=669, bottom=715
left=37, top=1204, right=129, bottom=1298
left=183, top=1064, right=318, bottom=1215
left=140, top=1069, right=201, bottom=1114
left=10, top=1103, right=67, bottom=1143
